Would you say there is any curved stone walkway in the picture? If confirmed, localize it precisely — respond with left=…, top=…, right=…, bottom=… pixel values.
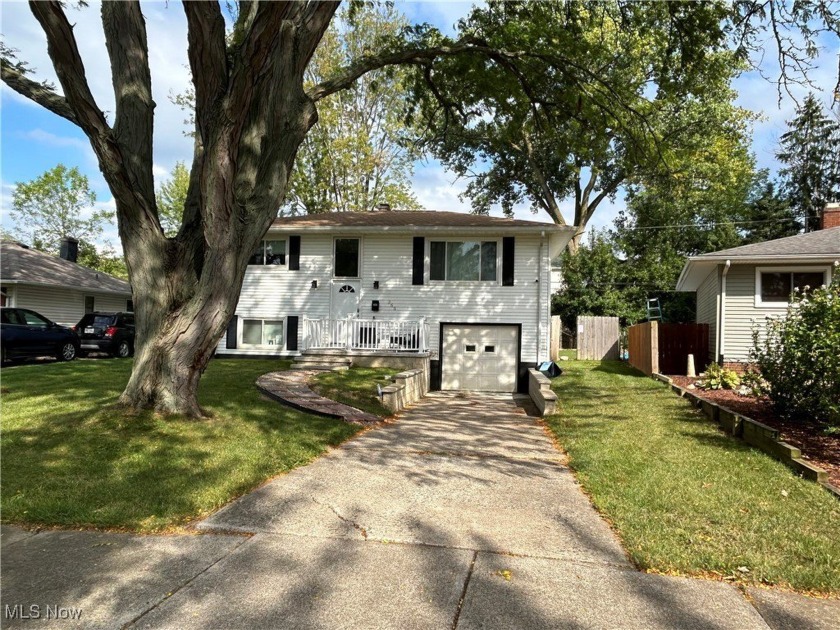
left=256, top=370, right=381, bottom=425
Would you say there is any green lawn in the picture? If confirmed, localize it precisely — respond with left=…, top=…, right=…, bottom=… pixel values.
left=309, top=367, right=394, bottom=418
left=546, top=360, right=840, bottom=595
left=1, top=359, right=360, bottom=532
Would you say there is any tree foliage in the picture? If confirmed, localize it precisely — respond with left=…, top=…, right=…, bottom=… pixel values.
left=9, top=164, right=126, bottom=278
left=155, top=162, right=189, bottom=237
left=288, top=4, right=422, bottom=214
left=776, top=93, right=840, bottom=232
left=412, top=1, right=750, bottom=250
left=739, top=170, right=800, bottom=244
left=10, top=164, right=106, bottom=253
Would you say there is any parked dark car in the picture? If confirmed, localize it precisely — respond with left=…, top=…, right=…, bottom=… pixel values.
left=0, top=307, right=80, bottom=363
left=74, top=312, right=135, bottom=358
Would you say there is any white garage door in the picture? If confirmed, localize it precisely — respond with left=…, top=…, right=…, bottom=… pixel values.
left=441, top=325, right=518, bottom=392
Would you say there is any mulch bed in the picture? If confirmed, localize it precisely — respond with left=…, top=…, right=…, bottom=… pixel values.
left=670, top=376, right=840, bottom=489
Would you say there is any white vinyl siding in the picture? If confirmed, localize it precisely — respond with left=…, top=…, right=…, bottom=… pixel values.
left=695, top=267, right=719, bottom=359
left=219, top=232, right=551, bottom=364
left=9, top=284, right=129, bottom=327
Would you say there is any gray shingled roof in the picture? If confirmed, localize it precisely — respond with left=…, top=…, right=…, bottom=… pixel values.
left=1, top=241, right=131, bottom=295
left=676, top=227, right=840, bottom=291
left=691, top=226, right=840, bottom=259
left=271, top=210, right=560, bottom=230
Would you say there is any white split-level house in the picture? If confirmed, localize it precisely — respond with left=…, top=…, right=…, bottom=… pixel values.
left=676, top=204, right=840, bottom=367
left=0, top=238, right=132, bottom=326
left=217, top=210, right=575, bottom=392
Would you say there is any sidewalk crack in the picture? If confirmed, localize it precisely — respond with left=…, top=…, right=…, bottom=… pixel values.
left=452, top=551, right=478, bottom=630
left=312, top=498, right=368, bottom=539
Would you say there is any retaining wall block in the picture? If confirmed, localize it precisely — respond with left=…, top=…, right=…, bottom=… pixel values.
left=700, top=399, right=719, bottom=422
left=790, top=458, right=828, bottom=483
left=717, top=408, right=744, bottom=437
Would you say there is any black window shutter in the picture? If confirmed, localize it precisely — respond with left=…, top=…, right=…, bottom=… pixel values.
left=412, top=237, right=425, bottom=285
left=286, top=316, right=299, bottom=351
left=226, top=317, right=238, bottom=349
left=502, top=237, right=515, bottom=286
left=289, top=235, right=301, bottom=271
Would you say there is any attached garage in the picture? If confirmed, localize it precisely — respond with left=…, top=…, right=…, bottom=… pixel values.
left=441, top=324, right=519, bottom=392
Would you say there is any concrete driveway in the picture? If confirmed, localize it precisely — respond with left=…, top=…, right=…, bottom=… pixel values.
left=2, top=392, right=835, bottom=629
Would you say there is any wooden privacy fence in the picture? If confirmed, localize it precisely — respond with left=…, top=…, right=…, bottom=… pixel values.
left=576, top=316, right=620, bottom=360
left=658, top=323, right=709, bottom=375
left=628, top=322, right=658, bottom=375
left=627, top=321, right=709, bottom=376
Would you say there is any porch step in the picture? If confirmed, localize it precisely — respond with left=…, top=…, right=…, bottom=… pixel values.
left=301, top=348, right=355, bottom=356
left=293, top=354, right=352, bottom=366
left=290, top=350, right=351, bottom=372
left=289, top=363, right=349, bottom=372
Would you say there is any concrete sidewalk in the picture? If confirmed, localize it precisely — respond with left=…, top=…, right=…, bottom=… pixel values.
left=3, top=392, right=837, bottom=629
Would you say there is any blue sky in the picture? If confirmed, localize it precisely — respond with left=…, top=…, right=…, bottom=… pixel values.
left=1, top=1, right=837, bottom=251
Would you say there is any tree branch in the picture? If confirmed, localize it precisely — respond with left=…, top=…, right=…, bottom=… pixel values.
left=0, top=58, right=77, bottom=124
left=28, top=1, right=111, bottom=140
left=183, top=1, right=228, bottom=141
left=308, top=36, right=484, bottom=102
left=101, top=0, right=156, bottom=210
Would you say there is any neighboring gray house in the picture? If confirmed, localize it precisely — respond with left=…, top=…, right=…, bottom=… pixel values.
left=0, top=238, right=132, bottom=326
left=676, top=206, right=840, bottom=366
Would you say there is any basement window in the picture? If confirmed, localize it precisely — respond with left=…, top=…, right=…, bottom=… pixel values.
left=242, top=318, right=285, bottom=348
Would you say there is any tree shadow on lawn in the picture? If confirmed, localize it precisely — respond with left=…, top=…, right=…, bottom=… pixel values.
left=1, top=359, right=360, bottom=531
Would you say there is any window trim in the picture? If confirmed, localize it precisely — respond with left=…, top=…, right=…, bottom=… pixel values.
left=239, top=316, right=287, bottom=349
left=248, top=238, right=288, bottom=266
left=428, top=238, right=500, bottom=284
left=333, top=237, right=362, bottom=279
left=84, top=295, right=95, bottom=314
left=754, top=265, right=832, bottom=308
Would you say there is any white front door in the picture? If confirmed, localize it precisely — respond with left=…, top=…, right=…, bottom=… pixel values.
left=331, top=281, right=360, bottom=319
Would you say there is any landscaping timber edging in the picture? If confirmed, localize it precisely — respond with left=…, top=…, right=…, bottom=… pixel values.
left=652, top=373, right=840, bottom=499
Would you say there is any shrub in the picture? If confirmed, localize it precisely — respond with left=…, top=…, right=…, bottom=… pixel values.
left=751, top=273, right=840, bottom=426
left=703, top=362, right=741, bottom=390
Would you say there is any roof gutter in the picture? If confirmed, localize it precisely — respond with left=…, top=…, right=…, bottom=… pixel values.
left=266, top=224, right=573, bottom=236
left=0, top=279, right=132, bottom=297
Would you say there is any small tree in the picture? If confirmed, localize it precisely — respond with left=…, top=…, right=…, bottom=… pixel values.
left=155, top=162, right=189, bottom=237
left=10, top=164, right=111, bottom=253
left=751, top=272, right=840, bottom=427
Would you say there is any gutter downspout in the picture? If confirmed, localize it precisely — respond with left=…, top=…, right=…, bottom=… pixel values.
left=718, top=260, right=731, bottom=363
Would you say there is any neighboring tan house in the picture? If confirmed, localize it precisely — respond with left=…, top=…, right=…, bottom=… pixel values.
left=218, top=209, right=575, bottom=393
left=0, top=238, right=132, bottom=326
left=676, top=204, right=840, bottom=367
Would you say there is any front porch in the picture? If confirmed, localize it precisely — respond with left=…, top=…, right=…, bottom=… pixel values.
left=303, top=316, right=429, bottom=353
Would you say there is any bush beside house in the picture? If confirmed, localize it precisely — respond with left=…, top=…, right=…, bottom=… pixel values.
left=751, top=274, right=840, bottom=427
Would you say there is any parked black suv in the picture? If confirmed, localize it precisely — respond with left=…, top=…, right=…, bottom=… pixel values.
left=1, top=307, right=80, bottom=363
left=74, top=312, right=135, bottom=358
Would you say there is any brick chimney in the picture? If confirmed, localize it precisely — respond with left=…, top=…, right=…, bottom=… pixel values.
left=822, top=203, right=840, bottom=230
left=59, top=237, right=79, bottom=263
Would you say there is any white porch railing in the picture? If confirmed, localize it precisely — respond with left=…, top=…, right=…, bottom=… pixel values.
left=303, top=316, right=428, bottom=352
